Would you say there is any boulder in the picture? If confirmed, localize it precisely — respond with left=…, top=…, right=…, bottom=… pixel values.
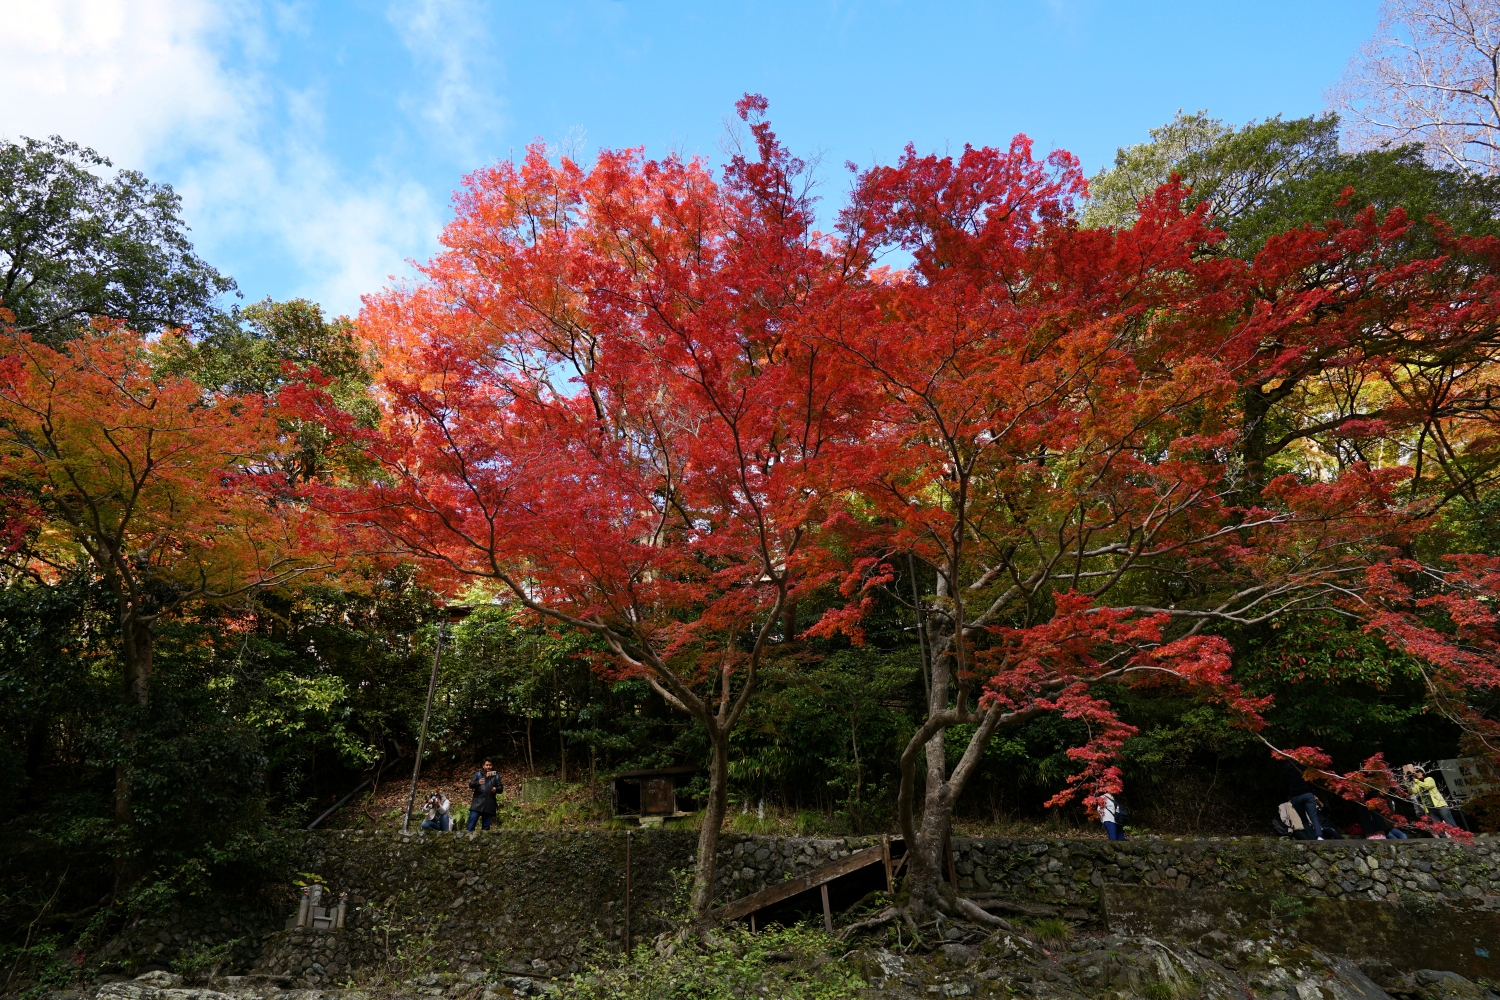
left=133, top=973, right=181, bottom=989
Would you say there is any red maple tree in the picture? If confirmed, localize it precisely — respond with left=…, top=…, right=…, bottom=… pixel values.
left=307, top=97, right=872, bottom=918
left=818, top=142, right=1500, bottom=921
left=313, top=103, right=1500, bottom=927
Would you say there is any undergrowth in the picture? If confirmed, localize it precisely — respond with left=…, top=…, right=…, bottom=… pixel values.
left=1, top=934, right=74, bottom=1000
left=561, top=923, right=862, bottom=1000
left=331, top=769, right=1128, bottom=838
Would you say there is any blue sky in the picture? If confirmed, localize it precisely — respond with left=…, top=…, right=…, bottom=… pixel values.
left=2, top=0, right=1380, bottom=318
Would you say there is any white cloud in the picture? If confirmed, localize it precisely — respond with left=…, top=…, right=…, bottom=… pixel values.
left=387, top=0, right=506, bottom=165
left=0, top=0, right=243, bottom=164
left=0, top=0, right=445, bottom=317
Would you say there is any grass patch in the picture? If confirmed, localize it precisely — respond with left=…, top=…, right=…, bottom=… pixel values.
left=561, top=922, right=862, bottom=1000
left=1029, top=917, right=1071, bottom=943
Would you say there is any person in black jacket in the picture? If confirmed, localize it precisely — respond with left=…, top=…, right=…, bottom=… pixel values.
left=1283, top=760, right=1324, bottom=840
left=467, top=759, right=503, bottom=831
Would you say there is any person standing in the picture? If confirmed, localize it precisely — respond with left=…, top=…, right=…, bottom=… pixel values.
left=1404, top=765, right=1456, bottom=836
left=1283, top=760, right=1324, bottom=840
left=467, top=759, right=503, bottom=832
left=1100, top=791, right=1125, bottom=841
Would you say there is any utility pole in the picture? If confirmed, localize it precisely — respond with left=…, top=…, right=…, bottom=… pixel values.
left=403, top=606, right=470, bottom=833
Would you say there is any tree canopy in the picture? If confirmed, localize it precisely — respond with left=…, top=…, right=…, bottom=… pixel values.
left=5, top=96, right=1500, bottom=951
left=0, top=136, right=234, bottom=345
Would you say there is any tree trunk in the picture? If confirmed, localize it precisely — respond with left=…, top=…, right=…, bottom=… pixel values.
left=690, top=727, right=731, bottom=921
left=114, top=617, right=153, bottom=828
left=894, top=692, right=1018, bottom=923
left=123, top=616, right=153, bottom=709
left=904, top=790, right=953, bottom=916
left=1241, top=386, right=1271, bottom=493
left=903, top=711, right=955, bottom=916
left=113, top=616, right=153, bottom=888
left=902, top=566, right=955, bottom=917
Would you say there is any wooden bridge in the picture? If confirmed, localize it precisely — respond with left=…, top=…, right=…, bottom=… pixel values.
left=711, top=834, right=941, bottom=932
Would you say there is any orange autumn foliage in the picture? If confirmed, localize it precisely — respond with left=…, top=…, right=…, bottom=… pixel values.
left=0, top=321, right=325, bottom=827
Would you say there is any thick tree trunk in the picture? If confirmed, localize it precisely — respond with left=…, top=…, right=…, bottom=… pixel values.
left=896, top=565, right=955, bottom=918
left=1241, top=386, right=1272, bottom=493
left=895, top=695, right=1020, bottom=927
left=908, top=709, right=953, bottom=914
left=114, top=617, right=152, bottom=829
left=691, top=728, right=731, bottom=921
left=904, top=787, right=953, bottom=917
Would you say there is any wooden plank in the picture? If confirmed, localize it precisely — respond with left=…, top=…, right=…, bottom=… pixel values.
left=820, top=884, right=833, bottom=934
left=881, top=835, right=893, bottom=893
left=713, top=843, right=887, bottom=923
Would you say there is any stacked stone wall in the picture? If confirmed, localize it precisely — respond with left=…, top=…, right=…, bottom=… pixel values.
left=251, top=830, right=696, bottom=985
left=97, top=831, right=1500, bottom=985
left=92, top=907, right=275, bottom=976
left=949, top=836, right=1500, bottom=911
left=712, top=833, right=1500, bottom=912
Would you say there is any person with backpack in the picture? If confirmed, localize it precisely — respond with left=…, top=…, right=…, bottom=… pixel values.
left=1282, top=760, right=1324, bottom=840
left=1100, top=789, right=1126, bottom=841
left=467, top=759, right=503, bottom=832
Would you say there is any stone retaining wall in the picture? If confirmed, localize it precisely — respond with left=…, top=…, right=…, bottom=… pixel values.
left=92, top=906, right=274, bottom=976
left=116, top=831, right=1500, bottom=985
left=949, top=835, right=1500, bottom=911
left=251, top=830, right=697, bottom=985
left=714, top=832, right=1500, bottom=911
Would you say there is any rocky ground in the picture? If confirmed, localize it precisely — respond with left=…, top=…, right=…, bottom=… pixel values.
left=28, top=918, right=1500, bottom=1000
left=844, top=924, right=1495, bottom=1000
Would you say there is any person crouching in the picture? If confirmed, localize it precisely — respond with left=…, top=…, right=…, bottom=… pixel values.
left=420, top=790, right=451, bottom=832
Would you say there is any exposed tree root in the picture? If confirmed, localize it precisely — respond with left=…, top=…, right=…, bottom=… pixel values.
left=901, top=908, right=926, bottom=948
left=700, top=927, right=745, bottom=956
left=966, top=896, right=1058, bottom=918
left=836, top=892, right=1019, bottom=948
left=655, top=927, right=692, bottom=957
left=838, top=906, right=901, bottom=941
left=942, top=893, right=1018, bottom=932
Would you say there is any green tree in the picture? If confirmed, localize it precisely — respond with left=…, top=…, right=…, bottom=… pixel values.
left=1083, top=110, right=1241, bottom=228
left=730, top=645, right=917, bottom=831
left=0, top=136, right=234, bottom=344
left=161, top=297, right=378, bottom=484
left=440, top=605, right=685, bottom=781
left=1084, top=111, right=1500, bottom=257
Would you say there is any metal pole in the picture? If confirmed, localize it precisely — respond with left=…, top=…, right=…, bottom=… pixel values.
left=403, top=625, right=446, bottom=833
left=624, top=830, right=633, bottom=957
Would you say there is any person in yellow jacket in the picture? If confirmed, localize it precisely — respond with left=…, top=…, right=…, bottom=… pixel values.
left=1402, top=765, right=1457, bottom=835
